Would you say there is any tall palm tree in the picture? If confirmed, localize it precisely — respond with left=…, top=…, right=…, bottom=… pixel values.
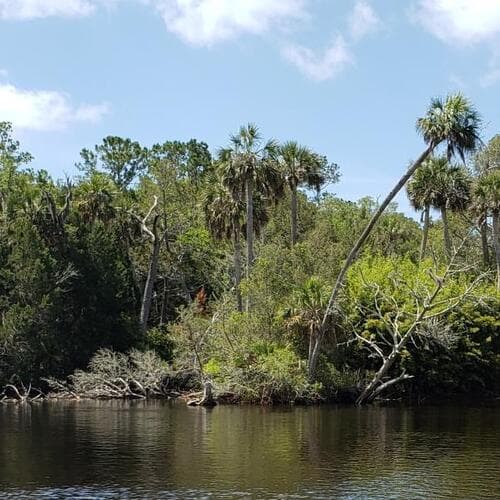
left=308, top=93, right=481, bottom=380
left=220, top=124, right=283, bottom=277
left=474, top=170, right=500, bottom=290
left=279, top=141, right=325, bottom=246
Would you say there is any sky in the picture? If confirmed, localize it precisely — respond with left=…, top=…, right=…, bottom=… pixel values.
left=0, top=0, right=499, bottom=215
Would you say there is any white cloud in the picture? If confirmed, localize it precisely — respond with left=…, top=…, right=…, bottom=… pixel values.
left=413, top=1, right=500, bottom=87
left=281, top=35, right=352, bottom=82
left=0, top=0, right=98, bottom=20
left=413, top=0, right=500, bottom=45
left=151, top=0, right=306, bottom=47
left=0, top=68, right=8, bottom=79
left=0, top=84, right=109, bottom=131
left=348, top=0, right=380, bottom=41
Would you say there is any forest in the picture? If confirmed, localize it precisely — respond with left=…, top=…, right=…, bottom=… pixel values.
left=0, top=93, right=498, bottom=406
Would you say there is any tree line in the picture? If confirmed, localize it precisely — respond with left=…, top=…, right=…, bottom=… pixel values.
left=0, top=93, right=498, bottom=404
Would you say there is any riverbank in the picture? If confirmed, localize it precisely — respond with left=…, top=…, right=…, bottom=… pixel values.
left=2, top=379, right=498, bottom=407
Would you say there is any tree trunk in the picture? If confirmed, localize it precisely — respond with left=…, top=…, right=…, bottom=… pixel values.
left=308, top=144, right=434, bottom=380
left=245, top=176, right=254, bottom=271
left=245, top=176, right=254, bottom=312
left=140, top=227, right=161, bottom=334
left=441, top=206, right=452, bottom=259
left=356, top=349, right=401, bottom=405
left=291, top=186, right=298, bottom=246
left=479, top=212, right=490, bottom=267
left=492, top=209, right=500, bottom=291
left=159, top=276, right=167, bottom=326
left=308, top=325, right=315, bottom=369
left=419, top=204, right=430, bottom=262
left=233, top=229, right=243, bottom=312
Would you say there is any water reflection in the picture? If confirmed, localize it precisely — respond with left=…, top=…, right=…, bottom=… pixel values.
left=0, top=401, right=499, bottom=498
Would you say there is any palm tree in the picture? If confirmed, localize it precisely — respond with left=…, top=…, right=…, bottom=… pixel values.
left=285, top=277, right=330, bottom=366
left=473, top=135, right=500, bottom=266
left=434, top=162, right=472, bottom=258
left=308, top=93, right=481, bottom=380
left=474, top=170, right=500, bottom=289
left=75, top=171, right=116, bottom=224
left=279, top=141, right=325, bottom=246
left=407, top=158, right=440, bottom=261
left=220, top=124, right=283, bottom=278
left=204, top=181, right=245, bottom=311
left=408, top=157, right=471, bottom=260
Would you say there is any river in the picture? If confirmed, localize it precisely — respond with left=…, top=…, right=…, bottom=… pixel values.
left=0, top=401, right=499, bottom=498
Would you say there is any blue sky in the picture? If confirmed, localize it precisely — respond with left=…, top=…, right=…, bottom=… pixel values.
left=0, top=0, right=499, bottom=215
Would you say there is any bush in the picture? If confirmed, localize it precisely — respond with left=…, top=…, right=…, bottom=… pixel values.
left=145, top=326, right=174, bottom=361
left=208, top=341, right=319, bottom=404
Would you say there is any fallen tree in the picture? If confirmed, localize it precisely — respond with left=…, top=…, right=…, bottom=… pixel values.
left=43, top=349, right=183, bottom=399
left=0, top=377, right=44, bottom=404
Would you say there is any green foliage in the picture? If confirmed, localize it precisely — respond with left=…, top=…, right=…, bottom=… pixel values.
left=341, top=253, right=499, bottom=397
left=78, top=136, right=148, bottom=190
left=407, top=156, right=472, bottom=212
left=145, top=326, right=174, bottom=361
left=208, top=341, right=318, bottom=404
left=0, top=115, right=498, bottom=404
left=406, top=291, right=500, bottom=395
left=416, top=93, right=481, bottom=161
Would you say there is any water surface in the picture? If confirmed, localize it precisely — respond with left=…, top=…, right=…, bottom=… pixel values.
left=0, top=401, right=498, bottom=498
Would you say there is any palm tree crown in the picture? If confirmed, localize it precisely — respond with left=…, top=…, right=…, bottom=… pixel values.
left=416, top=93, right=481, bottom=162
left=221, top=123, right=282, bottom=200
left=475, top=170, right=500, bottom=213
left=279, top=141, right=324, bottom=192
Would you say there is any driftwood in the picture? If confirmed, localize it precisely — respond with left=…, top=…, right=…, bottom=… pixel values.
left=187, top=380, right=217, bottom=407
left=0, top=380, right=44, bottom=404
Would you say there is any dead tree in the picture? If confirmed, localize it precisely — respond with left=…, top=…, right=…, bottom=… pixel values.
left=1, top=379, right=44, bottom=404
left=355, top=244, right=487, bottom=405
left=44, top=349, right=170, bottom=399
left=130, top=196, right=168, bottom=334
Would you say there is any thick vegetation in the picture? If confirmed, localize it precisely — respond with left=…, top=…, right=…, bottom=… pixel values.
left=0, top=94, right=498, bottom=405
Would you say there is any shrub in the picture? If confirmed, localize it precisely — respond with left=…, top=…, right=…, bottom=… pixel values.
left=210, top=341, right=319, bottom=404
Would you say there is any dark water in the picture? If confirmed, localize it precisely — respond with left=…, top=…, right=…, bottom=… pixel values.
left=0, top=401, right=499, bottom=499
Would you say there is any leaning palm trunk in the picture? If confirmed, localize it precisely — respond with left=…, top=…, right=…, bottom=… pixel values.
left=419, top=204, right=430, bottom=261
left=308, top=145, right=434, bottom=380
left=290, top=185, right=298, bottom=246
left=441, top=206, right=452, bottom=259
left=492, top=209, right=500, bottom=291
left=233, top=229, right=243, bottom=312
